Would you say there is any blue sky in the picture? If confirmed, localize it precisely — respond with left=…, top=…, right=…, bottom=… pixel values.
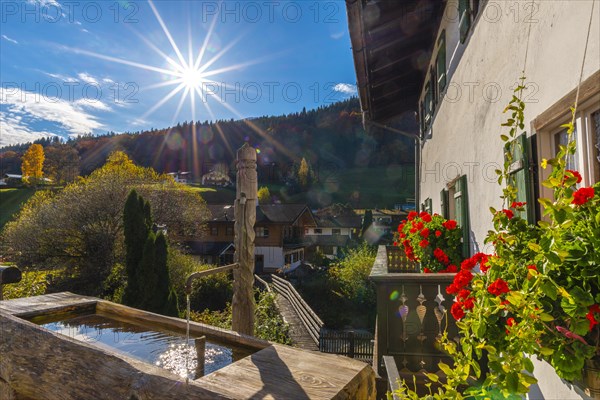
left=0, top=0, right=358, bottom=146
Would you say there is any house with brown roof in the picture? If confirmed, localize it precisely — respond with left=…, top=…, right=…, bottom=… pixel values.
left=185, top=203, right=317, bottom=273
left=305, top=214, right=362, bottom=259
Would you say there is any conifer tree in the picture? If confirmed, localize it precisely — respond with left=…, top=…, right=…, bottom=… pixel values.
left=123, top=190, right=149, bottom=306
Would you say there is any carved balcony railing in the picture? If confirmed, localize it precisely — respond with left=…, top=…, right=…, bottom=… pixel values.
left=370, top=246, right=458, bottom=379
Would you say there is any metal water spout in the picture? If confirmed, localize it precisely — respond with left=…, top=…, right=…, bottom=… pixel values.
left=184, top=263, right=240, bottom=295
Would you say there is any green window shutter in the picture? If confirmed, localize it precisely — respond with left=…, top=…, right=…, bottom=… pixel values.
left=454, top=175, right=470, bottom=258
left=440, top=189, right=449, bottom=219
left=436, top=31, right=447, bottom=96
left=459, top=0, right=471, bottom=43
left=506, top=134, right=534, bottom=223
left=425, top=198, right=433, bottom=214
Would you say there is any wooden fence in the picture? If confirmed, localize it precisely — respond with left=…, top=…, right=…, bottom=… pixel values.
left=270, top=274, right=374, bottom=364
left=319, top=329, right=374, bottom=363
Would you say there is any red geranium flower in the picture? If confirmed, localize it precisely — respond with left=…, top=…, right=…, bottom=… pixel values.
left=511, top=201, right=526, bottom=208
left=454, top=270, right=473, bottom=289
left=415, top=221, right=424, bottom=230
left=446, top=264, right=458, bottom=273
left=587, top=304, right=600, bottom=331
left=463, top=297, right=475, bottom=310
left=423, top=268, right=432, bottom=274
left=457, top=289, right=471, bottom=301
left=506, top=317, right=517, bottom=334
left=488, top=278, right=510, bottom=296
left=501, top=209, right=514, bottom=219
left=565, top=169, right=583, bottom=184
left=419, top=239, right=429, bottom=248
left=442, top=220, right=457, bottom=230
left=422, top=213, right=432, bottom=222
left=527, top=265, right=537, bottom=271
left=451, top=302, right=465, bottom=320
left=408, top=211, right=418, bottom=220
left=572, top=187, right=595, bottom=205
left=420, top=228, right=430, bottom=238
left=446, top=283, right=459, bottom=295
left=435, top=230, right=442, bottom=237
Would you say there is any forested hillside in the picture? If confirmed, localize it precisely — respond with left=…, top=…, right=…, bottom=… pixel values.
left=1, top=98, right=414, bottom=176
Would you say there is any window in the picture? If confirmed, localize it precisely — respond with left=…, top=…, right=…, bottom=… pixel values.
left=256, top=226, right=269, bottom=238
left=458, top=0, right=471, bottom=43
left=424, top=82, right=433, bottom=128
left=226, top=226, right=234, bottom=236
left=210, top=226, right=218, bottom=236
left=422, top=198, right=432, bottom=214
left=332, top=228, right=341, bottom=235
left=436, top=31, right=447, bottom=97
left=536, top=87, right=600, bottom=197
left=441, top=175, right=470, bottom=257
left=506, top=134, right=535, bottom=223
left=314, top=228, right=322, bottom=234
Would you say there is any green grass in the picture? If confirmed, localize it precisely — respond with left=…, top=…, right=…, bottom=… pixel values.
left=188, top=185, right=236, bottom=204
left=269, top=166, right=415, bottom=209
left=0, top=188, right=36, bottom=229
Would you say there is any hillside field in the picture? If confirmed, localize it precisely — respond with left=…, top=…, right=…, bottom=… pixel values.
left=0, top=188, right=36, bottom=229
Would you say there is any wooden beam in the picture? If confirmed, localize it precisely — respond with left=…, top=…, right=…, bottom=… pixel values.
left=232, top=144, right=257, bottom=336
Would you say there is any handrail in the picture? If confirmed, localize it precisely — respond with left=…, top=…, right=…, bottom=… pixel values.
left=254, top=274, right=271, bottom=292
left=383, top=356, right=402, bottom=400
left=185, top=263, right=239, bottom=294
left=270, top=274, right=324, bottom=345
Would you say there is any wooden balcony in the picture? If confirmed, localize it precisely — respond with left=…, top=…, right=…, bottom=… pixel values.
left=370, top=246, right=459, bottom=393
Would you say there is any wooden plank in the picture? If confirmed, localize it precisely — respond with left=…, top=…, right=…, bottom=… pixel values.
left=383, top=356, right=402, bottom=400
left=198, top=344, right=376, bottom=400
left=0, top=292, right=98, bottom=318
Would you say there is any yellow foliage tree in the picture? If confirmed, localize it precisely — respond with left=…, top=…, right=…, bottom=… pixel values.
left=298, top=158, right=310, bottom=188
left=21, top=144, right=45, bottom=186
left=257, top=186, right=272, bottom=204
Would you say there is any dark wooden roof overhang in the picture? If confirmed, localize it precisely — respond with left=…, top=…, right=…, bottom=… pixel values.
left=346, top=0, right=445, bottom=124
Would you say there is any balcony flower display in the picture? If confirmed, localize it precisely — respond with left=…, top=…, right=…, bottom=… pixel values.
left=396, top=211, right=463, bottom=273
left=393, top=83, right=600, bottom=399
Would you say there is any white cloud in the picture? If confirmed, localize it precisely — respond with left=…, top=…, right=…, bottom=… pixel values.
left=0, top=112, right=57, bottom=146
left=1, top=35, right=18, bottom=44
left=77, top=72, right=99, bottom=85
left=26, top=0, right=60, bottom=6
left=333, top=83, right=358, bottom=95
left=45, top=72, right=78, bottom=82
left=330, top=31, right=345, bottom=40
left=102, top=77, right=115, bottom=84
left=0, top=87, right=105, bottom=145
left=75, top=98, right=112, bottom=111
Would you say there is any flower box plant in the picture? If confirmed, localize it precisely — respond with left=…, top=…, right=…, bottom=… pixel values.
left=397, top=211, right=464, bottom=273
left=392, top=80, right=600, bottom=399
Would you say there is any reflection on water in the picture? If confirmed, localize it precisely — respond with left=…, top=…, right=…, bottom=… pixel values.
left=40, top=314, right=236, bottom=379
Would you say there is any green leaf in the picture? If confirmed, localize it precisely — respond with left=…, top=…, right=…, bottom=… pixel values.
left=546, top=252, right=562, bottom=265
left=424, top=372, right=439, bottom=382
left=571, top=287, right=594, bottom=306
left=528, top=242, right=542, bottom=252
left=539, top=347, right=554, bottom=356
left=507, top=372, right=519, bottom=392
left=540, top=313, right=554, bottom=322
left=438, top=362, right=453, bottom=376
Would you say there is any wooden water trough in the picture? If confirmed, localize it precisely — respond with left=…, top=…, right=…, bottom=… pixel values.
left=0, top=292, right=376, bottom=400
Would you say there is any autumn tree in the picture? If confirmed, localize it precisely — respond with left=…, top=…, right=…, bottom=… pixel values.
left=21, top=144, right=45, bottom=186
left=298, top=158, right=311, bottom=189
left=257, top=186, right=272, bottom=204
left=3, top=151, right=210, bottom=296
left=43, top=144, right=79, bottom=184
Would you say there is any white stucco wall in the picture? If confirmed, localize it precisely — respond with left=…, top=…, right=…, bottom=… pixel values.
left=421, top=0, right=600, bottom=255
left=419, top=1, right=600, bottom=398
left=255, top=246, right=284, bottom=271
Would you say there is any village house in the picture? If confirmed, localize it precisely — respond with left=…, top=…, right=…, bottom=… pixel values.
left=305, top=214, right=362, bottom=259
left=347, top=0, right=599, bottom=398
left=186, top=203, right=317, bottom=273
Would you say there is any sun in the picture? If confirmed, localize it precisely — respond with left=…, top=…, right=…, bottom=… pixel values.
left=179, top=66, right=205, bottom=91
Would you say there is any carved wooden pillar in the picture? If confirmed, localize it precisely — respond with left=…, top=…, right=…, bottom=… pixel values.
left=232, top=143, right=256, bottom=335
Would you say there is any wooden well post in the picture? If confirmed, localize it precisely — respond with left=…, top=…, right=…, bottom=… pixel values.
left=231, top=144, right=256, bottom=335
